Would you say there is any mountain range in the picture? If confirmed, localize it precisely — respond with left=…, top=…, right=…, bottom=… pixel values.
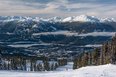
left=0, top=15, right=116, bottom=56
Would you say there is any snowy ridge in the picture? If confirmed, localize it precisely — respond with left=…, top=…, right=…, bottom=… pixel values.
left=62, top=15, right=116, bottom=22
left=62, top=15, right=100, bottom=22
left=0, top=15, right=116, bottom=23
left=0, top=64, right=116, bottom=77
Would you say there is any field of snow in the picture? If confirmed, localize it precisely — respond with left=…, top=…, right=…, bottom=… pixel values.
left=0, top=64, right=116, bottom=77
left=55, top=62, right=73, bottom=71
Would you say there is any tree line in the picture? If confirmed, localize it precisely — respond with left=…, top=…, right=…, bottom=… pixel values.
left=0, top=52, right=67, bottom=71
left=73, top=35, right=116, bottom=69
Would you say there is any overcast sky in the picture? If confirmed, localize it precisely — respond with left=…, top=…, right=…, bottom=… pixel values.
left=0, top=0, right=116, bottom=18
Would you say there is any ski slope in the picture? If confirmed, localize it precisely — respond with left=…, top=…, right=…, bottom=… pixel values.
left=0, top=64, right=116, bottom=77
left=55, top=62, right=73, bottom=71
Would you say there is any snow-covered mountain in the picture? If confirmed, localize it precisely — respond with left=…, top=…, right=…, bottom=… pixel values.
left=0, top=15, right=116, bottom=45
left=0, top=15, right=115, bottom=23
left=0, top=15, right=116, bottom=76
left=0, top=15, right=116, bottom=34
left=0, top=15, right=116, bottom=56
left=62, top=15, right=100, bottom=22
left=62, top=15, right=116, bottom=22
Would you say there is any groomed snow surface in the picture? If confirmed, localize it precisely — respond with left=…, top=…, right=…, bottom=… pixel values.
left=0, top=63, right=116, bottom=77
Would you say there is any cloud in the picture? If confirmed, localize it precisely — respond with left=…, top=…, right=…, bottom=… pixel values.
left=67, top=0, right=116, bottom=4
left=0, top=0, right=115, bottom=18
left=20, top=0, right=55, bottom=4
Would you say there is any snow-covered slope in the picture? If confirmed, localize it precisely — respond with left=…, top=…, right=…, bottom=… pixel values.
left=62, top=15, right=115, bottom=23
left=62, top=15, right=100, bottom=22
left=55, top=62, right=73, bottom=71
left=0, top=64, right=116, bottom=77
left=63, top=15, right=116, bottom=22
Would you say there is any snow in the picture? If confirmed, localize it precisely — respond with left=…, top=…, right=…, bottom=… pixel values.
left=48, top=17, right=62, bottom=22
left=32, top=24, right=38, bottom=28
left=62, top=15, right=115, bottom=23
left=38, top=17, right=62, bottom=23
left=62, top=17, right=73, bottom=22
left=73, top=15, right=100, bottom=22
left=100, top=18, right=116, bottom=22
left=0, top=15, right=115, bottom=23
left=64, top=15, right=116, bottom=23
left=0, top=64, right=116, bottom=77
left=56, top=62, right=73, bottom=71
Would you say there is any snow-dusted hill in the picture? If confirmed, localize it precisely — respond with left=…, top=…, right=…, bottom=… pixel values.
left=0, top=64, right=116, bottom=77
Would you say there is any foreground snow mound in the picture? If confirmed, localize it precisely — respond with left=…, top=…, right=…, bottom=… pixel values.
left=0, top=64, right=116, bottom=77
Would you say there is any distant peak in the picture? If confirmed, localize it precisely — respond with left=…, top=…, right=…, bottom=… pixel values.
left=0, top=15, right=115, bottom=23
left=62, top=15, right=100, bottom=22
